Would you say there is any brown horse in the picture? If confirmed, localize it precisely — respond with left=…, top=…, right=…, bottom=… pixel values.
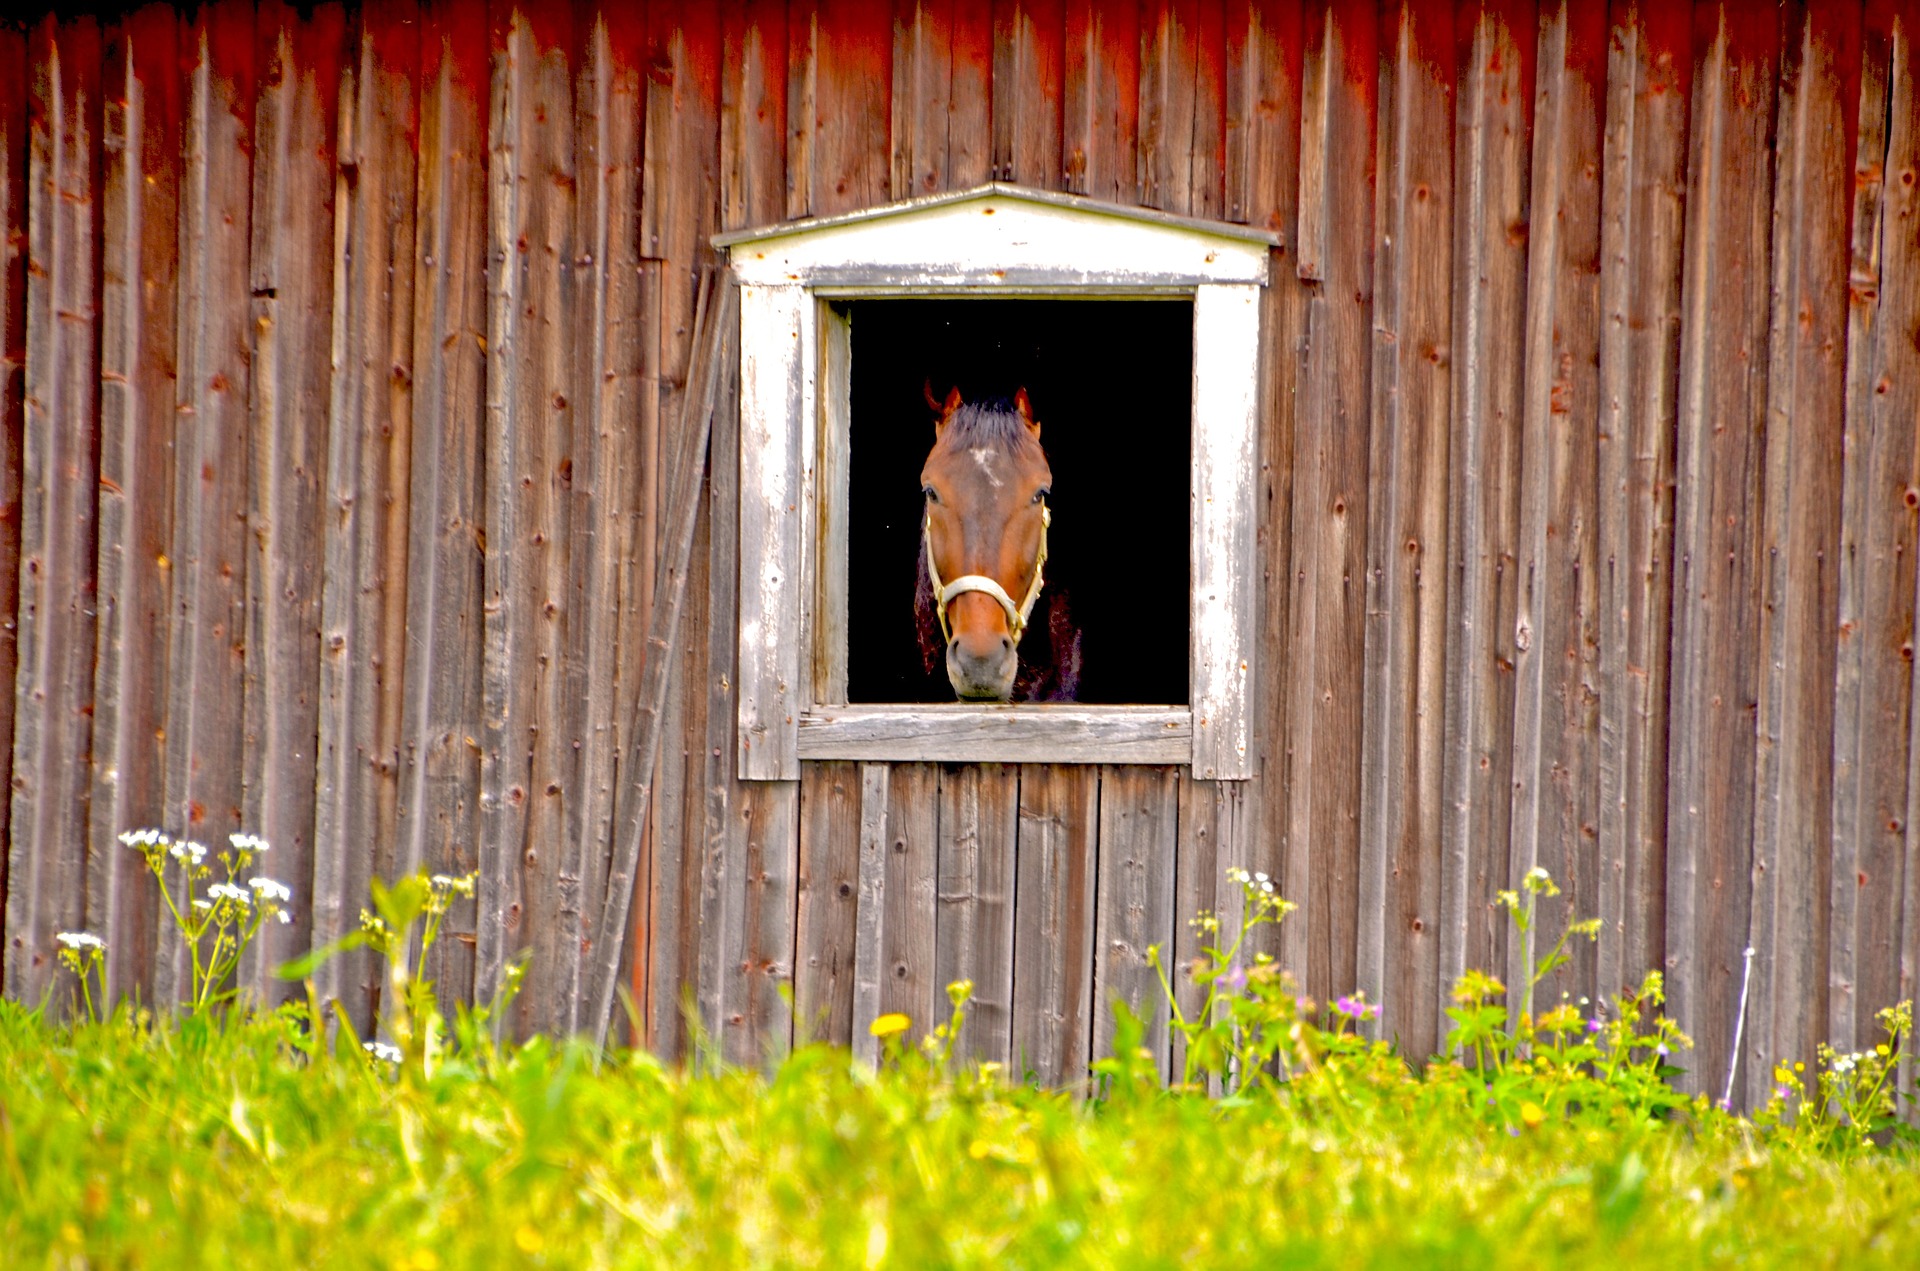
left=916, top=385, right=1061, bottom=701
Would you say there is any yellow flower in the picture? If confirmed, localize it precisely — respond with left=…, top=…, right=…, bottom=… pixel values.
left=514, top=1226, right=544, bottom=1255
left=869, top=1013, right=911, bottom=1038
left=1520, top=1101, right=1546, bottom=1130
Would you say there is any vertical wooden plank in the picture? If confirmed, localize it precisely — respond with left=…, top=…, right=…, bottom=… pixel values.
left=1747, top=0, right=1859, bottom=1108
left=1839, top=3, right=1920, bottom=1075
left=1063, top=0, right=1139, bottom=202
left=399, top=0, right=489, bottom=1015
left=936, top=762, right=1019, bottom=1065
left=1507, top=0, right=1605, bottom=1018
left=950, top=0, right=994, bottom=188
left=0, top=20, right=22, bottom=997
left=796, top=0, right=890, bottom=218
left=1438, top=0, right=1532, bottom=1029
left=735, top=284, right=805, bottom=781
left=4, top=15, right=101, bottom=1009
left=722, top=0, right=789, bottom=234
left=736, top=779, right=800, bottom=1064
left=87, top=6, right=177, bottom=1009
left=1280, top=0, right=1374, bottom=1003
left=1664, top=0, right=1778, bottom=1096
left=1356, top=0, right=1452, bottom=1055
left=1243, top=0, right=1303, bottom=979
left=1191, top=283, right=1260, bottom=780
left=878, top=762, right=940, bottom=1043
left=241, top=0, right=343, bottom=1002
left=562, top=5, right=644, bottom=1036
left=992, top=0, right=1064, bottom=189
left=314, top=0, right=418, bottom=1029
left=1092, top=766, right=1179, bottom=1082
left=891, top=0, right=950, bottom=198
left=479, top=2, right=575, bottom=1032
left=157, top=0, right=254, bottom=1009
left=795, top=760, right=861, bottom=1045
left=1138, top=0, right=1225, bottom=218
left=1594, top=0, right=1689, bottom=1009
left=1011, top=762, right=1097, bottom=1086
left=849, top=760, right=889, bottom=1063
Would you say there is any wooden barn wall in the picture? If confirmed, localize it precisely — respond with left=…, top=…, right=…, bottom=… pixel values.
left=0, top=0, right=1915, bottom=1108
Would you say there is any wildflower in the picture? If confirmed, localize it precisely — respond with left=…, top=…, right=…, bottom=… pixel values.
left=1253, top=871, right=1270, bottom=883
left=229, top=832, right=271, bottom=854
left=276, top=911, right=291, bottom=924
left=168, top=839, right=207, bottom=866
left=1832, top=1054, right=1856, bottom=1074
left=1654, top=1042, right=1669, bottom=1057
left=869, top=1013, right=911, bottom=1039
left=56, top=931, right=105, bottom=951
left=192, top=900, right=213, bottom=912
left=1221, top=964, right=1248, bottom=993
left=1525, top=866, right=1551, bottom=886
left=1519, top=1101, right=1546, bottom=1130
left=1586, top=1017, right=1604, bottom=1034
left=363, top=1040, right=403, bottom=1064
left=248, top=877, right=292, bottom=903
left=1334, top=993, right=1380, bottom=1022
left=208, top=882, right=251, bottom=905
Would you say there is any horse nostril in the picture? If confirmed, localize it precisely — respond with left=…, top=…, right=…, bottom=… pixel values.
left=1000, top=636, right=1013, bottom=654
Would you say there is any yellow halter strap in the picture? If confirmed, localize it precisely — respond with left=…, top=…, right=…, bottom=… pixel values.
left=925, top=504, right=1051, bottom=646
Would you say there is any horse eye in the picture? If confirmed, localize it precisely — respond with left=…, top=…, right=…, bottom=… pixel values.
left=922, top=485, right=938, bottom=503
left=1032, top=487, right=1050, bottom=504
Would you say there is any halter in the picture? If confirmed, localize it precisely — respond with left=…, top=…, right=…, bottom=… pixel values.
left=925, top=503, right=1051, bottom=646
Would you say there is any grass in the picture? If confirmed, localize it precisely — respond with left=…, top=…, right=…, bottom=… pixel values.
left=5, top=845, right=1917, bottom=1268
left=1, top=998, right=1917, bottom=1269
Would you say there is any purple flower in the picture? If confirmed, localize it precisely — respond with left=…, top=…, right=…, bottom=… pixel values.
left=1655, top=1042, right=1670, bottom=1057
left=1335, top=995, right=1378, bottom=1021
left=1221, top=964, right=1247, bottom=993
left=1586, top=1017, right=1604, bottom=1034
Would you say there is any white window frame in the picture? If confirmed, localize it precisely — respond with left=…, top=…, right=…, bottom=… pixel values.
left=718, top=183, right=1270, bottom=781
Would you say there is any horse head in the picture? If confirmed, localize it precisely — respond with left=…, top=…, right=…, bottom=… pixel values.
left=919, top=385, right=1053, bottom=701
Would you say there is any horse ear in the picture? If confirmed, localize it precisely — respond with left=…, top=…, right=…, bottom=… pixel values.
left=1014, top=387, right=1040, bottom=439
left=932, top=384, right=963, bottom=437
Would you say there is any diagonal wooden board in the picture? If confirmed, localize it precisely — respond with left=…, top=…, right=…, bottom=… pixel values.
left=587, top=268, right=738, bottom=1045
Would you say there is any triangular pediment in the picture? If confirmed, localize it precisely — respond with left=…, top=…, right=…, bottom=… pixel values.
left=716, top=183, right=1274, bottom=288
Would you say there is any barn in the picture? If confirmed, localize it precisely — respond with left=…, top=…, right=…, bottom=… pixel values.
left=0, top=0, right=1914, bottom=1111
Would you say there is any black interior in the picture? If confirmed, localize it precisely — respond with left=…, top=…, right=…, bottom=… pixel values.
left=843, top=297, right=1192, bottom=705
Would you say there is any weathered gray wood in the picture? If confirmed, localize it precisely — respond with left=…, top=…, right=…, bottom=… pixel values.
left=850, top=760, right=890, bottom=1064
left=587, top=276, right=737, bottom=1046
left=1092, top=766, right=1179, bottom=1082
left=737, top=776, right=800, bottom=1064
left=876, top=762, right=941, bottom=1048
left=795, top=760, right=861, bottom=1046
left=1831, top=0, right=1915, bottom=1068
left=156, top=2, right=254, bottom=1010
left=735, top=282, right=806, bottom=780
left=1280, top=0, right=1373, bottom=1002
left=314, top=3, right=418, bottom=1031
left=1011, top=763, right=1098, bottom=1086
left=479, top=5, right=576, bottom=1034
left=240, top=0, right=342, bottom=1004
left=813, top=301, right=850, bottom=705
left=399, top=0, right=489, bottom=1018
left=0, top=22, right=23, bottom=1000
left=559, top=6, right=643, bottom=1037
left=1438, top=0, right=1529, bottom=1028
left=86, top=8, right=178, bottom=1010
left=1747, top=1, right=1857, bottom=1109
left=936, top=762, right=1019, bottom=1065
left=1356, top=0, right=1451, bottom=1054
left=798, top=704, right=1193, bottom=762
left=1191, top=282, right=1261, bottom=780
left=1507, top=0, right=1604, bottom=1021
left=1664, top=3, right=1778, bottom=1097
left=1172, top=774, right=1245, bottom=1086
left=5, top=15, right=101, bottom=1011
left=1594, top=0, right=1688, bottom=1006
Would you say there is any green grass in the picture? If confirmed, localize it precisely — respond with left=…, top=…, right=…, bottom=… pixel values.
left=3, top=999, right=1918, bottom=1270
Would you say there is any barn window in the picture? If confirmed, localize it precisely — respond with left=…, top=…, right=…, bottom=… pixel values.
left=720, top=185, right=1269, bottom=780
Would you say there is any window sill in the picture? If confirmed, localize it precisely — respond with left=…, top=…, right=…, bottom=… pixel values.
left=795, top=704, right=1192, bottom=765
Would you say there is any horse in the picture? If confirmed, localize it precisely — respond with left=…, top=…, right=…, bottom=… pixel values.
left=914, top=385, right=1081, bottom=702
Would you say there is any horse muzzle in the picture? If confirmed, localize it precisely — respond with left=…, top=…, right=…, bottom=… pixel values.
left=946, top=630, right=1017, bottom=701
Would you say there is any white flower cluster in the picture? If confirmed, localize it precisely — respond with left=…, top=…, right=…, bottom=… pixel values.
left=57, top=931, right=105, bottom=951
left=363, top=1040, right=403, bottom=1064
left=1830, top=1050, right=1878, bottom=1075
left=208, top=882, right=252, bottom=906
left=249, top=877, right=291, bottom=903
left=229, top=832, right=271, bottom=855
left=1226, top=866, right=1277, bottom=895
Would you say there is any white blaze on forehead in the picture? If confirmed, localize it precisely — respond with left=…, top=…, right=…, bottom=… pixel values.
left=969, top=446, right=1003, bottom=488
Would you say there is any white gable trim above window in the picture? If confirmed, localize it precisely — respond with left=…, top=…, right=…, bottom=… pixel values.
left=721, top=184, right=1272, bottom=782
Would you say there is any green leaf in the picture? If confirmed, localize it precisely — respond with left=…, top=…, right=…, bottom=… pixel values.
left=275, top=930, right=369, bottom=980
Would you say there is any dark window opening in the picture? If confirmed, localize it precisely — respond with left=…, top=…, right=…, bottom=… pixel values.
left=844, top=298, right=1192, bottom=705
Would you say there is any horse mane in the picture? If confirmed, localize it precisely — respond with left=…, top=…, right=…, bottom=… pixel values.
left=936, top=399, right=1038, bottom=454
